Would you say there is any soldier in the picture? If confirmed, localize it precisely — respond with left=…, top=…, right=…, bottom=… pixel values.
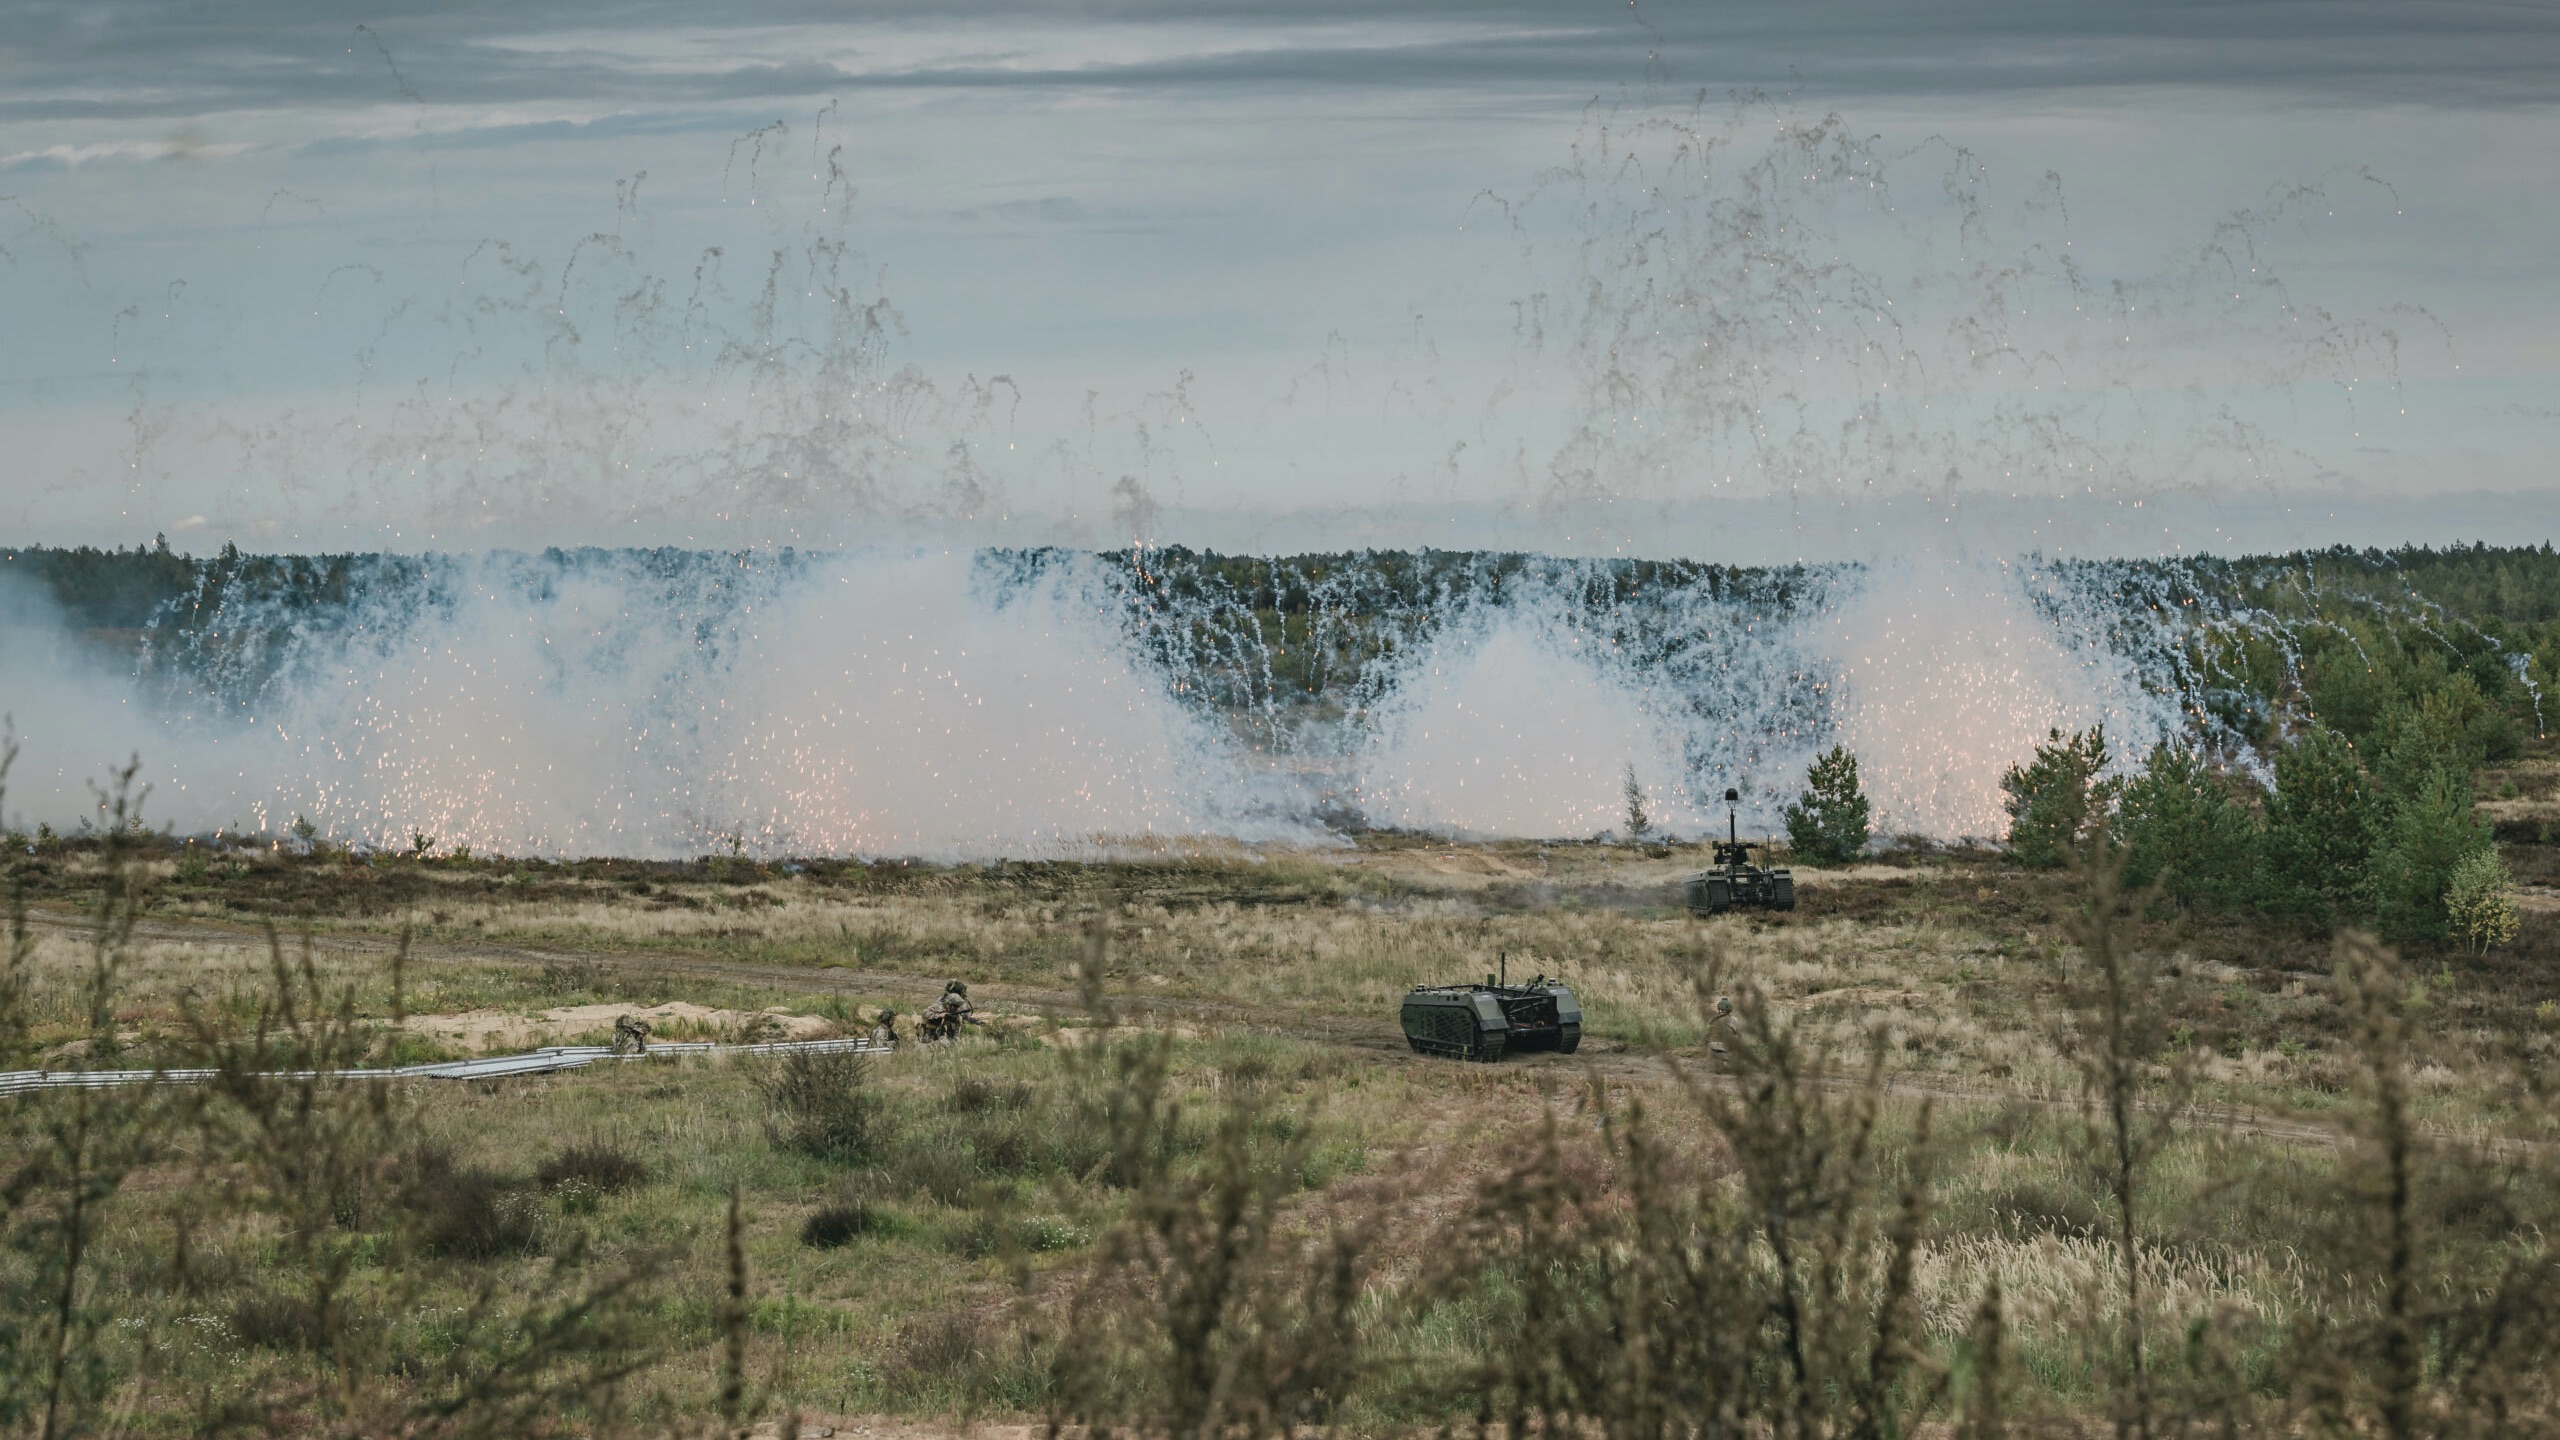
left=921, top=980, right=979, bottom=1042
left=611, top=1014, right=652, bottom=1056
left=869, top=1008, right=900, bottom=1046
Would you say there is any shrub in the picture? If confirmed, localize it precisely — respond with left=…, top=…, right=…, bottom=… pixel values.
left=1783, top=744, right=1872, bottom=865
left=228, top=1293, right=327, bottom=1351
left=801, top=1202, right=877, bottom=1249
left=893, top=1310, right=986, bottom=1385
left=968, top=1113, right=1037, bottom=1175
left=2115, top=742, right=2259, bottom=911
left=2259, top=723, right=2383, bottom=923
left=535, top=1142, right=647, bottom=1195
left=948, top=1076, right=1034, bottom=1114
left=2372, top=768, right=2492, bottom=946
left=2446, top=847, right=2521, bottom=957
left=400, top=1149, right=545, bottom=1260
left=2001, top=725, right=2113, bottom=867
left=758, top=1048, right=883, bottom=1162
left=884, top=1131, right=989, bottom=1205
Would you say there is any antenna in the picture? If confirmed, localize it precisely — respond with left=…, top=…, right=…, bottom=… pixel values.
left=1499, top=951, right=1507, bottom=986
left=1725, top=787, right=1740, bottom=848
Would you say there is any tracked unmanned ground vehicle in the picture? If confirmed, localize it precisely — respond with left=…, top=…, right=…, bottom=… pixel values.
left=1685, top=787, right=1795, bottom=916
left=1400, top=960, right=1581, bottom=1062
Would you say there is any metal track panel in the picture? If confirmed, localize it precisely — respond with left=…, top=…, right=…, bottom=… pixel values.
left=0, top=1034, right=896, bottom=1095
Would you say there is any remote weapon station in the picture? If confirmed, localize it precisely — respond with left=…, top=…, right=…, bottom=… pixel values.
left=1400, top=956, right=1581, bottom=1062
left=1685, top=787, right=1796, bottom=916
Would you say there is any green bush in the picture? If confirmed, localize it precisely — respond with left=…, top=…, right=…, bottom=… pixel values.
left=1621, top=764, right=1652, bottom=841
left=2115, top=742, right=2260, bottom=911
left=801, top=1202, right=879, bottom=1249
left=2373, top=677, right=2502, bottom=798
left=2446, top=847, right=2521, bottom=957
left=2257, top=723, right=2384, bottom=924
left=399, top=1148, right=546, bottom=1260
left=758, top=1049, right=883, bottom=1163
left=2302, top=651, right=2399, bottom=746
left=2001, top=725, right=2113, bottom=868
left=2372, top=767, right=2492, bottom=946
left=1783, top=744, right=1872, bottom=865
left=535, top=1142, right=647, bottom=1194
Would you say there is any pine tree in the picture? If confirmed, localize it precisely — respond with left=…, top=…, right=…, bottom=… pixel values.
left=2373, top=767, right=2491, bottom=946
left=1783, top=745, right=1871, bottom=865
left=2116, top=742, right=2259, bottom=912
left=1622, top=765, right=1652, bottom=841
left=2001, top=726, right=2112, bottom=868
left=2259, top=723, right=2382, bottom=924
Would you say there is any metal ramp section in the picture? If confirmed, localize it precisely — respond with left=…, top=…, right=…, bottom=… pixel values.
left=0, top=1034, right=894, bottom=1097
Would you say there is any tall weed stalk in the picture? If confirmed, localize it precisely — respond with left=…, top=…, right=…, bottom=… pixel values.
left=0, top=757, right=159, bottom=1439
left=180, top=924, right=664, bottom=1437
left=1411, top=965, right=1995, bottom=1440
left=2050, top=830, right=2191, bottom=1440
left=1042, top=920, right=1382, bottom=1440
left=2283, top=933, right=2560, bottom=1438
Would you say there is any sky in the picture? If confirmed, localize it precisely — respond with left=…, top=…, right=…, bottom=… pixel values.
left=2, top=0, right=2557, bottom=560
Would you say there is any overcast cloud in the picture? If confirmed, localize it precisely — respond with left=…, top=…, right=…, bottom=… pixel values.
left=8, top=1, right=2560, bottom=118
left=0, top=0, right=2553, bottom=557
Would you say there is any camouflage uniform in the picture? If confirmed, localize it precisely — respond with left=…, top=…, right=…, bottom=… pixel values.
left=611, top=1014, right=652, bottom=1055
left=922, top=981, right=976, bottom=1040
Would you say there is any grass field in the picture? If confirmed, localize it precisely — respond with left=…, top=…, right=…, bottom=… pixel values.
left=7, top=801, right=2560, bottom=1436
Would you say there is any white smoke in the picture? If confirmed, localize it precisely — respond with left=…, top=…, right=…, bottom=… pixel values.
left=1354, top=613, right=1700, bottom=838
left=0, top=570, right=168, bottom=833
left=1343, top=550, right=2182, bottom=845
left=0, top=551, right=1307, bottom=858
left=1814, top=555, right=2182, bottom=840
left=0, top=543, right=2200, bottom=856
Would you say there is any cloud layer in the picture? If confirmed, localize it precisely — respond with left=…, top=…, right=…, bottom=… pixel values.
left=9, top=0, right=2560, bottom=137
left=1, top=2, right=2553, bottom=557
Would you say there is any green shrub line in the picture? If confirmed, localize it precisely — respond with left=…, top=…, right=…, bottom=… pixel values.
left=1989, top=708, right=2512, bottom=948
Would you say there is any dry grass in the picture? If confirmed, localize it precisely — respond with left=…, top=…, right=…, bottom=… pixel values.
left=61, top=851, right=2528, bottom=1124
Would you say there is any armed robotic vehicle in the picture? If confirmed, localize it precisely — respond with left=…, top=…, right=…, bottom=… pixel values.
left=1684, top=787, right=1795, bottom=916
left=1400, top=958, right=1581, bottom=1062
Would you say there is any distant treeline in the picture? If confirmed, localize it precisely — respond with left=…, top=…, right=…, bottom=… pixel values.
left=6, top=536, right=2557, bottom=755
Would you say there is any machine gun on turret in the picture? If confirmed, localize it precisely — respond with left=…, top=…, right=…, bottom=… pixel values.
left=1684, top=787, right=1795, bottom=916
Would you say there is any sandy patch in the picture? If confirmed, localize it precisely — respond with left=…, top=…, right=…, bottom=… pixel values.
left=751, top=1421, right=1041, bottom=1440
left=1043, top=1020, right=1202, bottom=1048
left=402, top=1001, right=833, bottom=1052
